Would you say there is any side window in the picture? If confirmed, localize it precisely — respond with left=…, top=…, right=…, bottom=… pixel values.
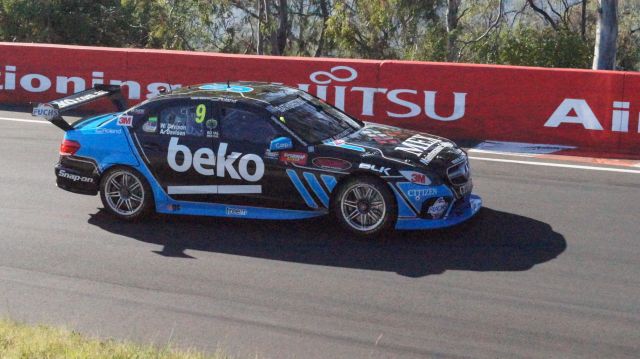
left=133, top=100, right=218, bottom=139
left=158, top=101, right=211, bottom=138
left=220, top=107, right=281, bottom=145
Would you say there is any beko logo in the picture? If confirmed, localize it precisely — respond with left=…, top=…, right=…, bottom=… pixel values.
left=168, top=137, right=264, bottom=181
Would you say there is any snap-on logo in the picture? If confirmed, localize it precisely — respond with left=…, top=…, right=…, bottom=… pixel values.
left=168, top=137, right=264, bottom=181
left=58, top=169, right=93, bottom=183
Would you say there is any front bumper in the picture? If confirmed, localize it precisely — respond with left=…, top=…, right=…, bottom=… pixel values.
left=394, top=194, right=482, bottom=230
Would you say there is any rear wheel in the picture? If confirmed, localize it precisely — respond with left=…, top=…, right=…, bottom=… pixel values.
left=332, top=176, right=395, bottom=237
left=100, top=167, right=153, bottom=221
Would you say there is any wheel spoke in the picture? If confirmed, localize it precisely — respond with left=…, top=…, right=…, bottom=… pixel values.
left=129, top=181, right=141, bottom=192
left=125, top=199, right=133, bottom=211
left=109, top=178, right=120, bottom=190
left=343, top=200, right=357, bottom=209
left=353, top=187, right=363, bottom=200
left=116, top=197, right=124, bottom=209
left=347, top=210, right=359, bottom=220
left=364, top=187, right=373, bottom=201
left=106, top=191, right=120, bottom=198
left=359, top=214, right=367, bottom=228
left=130, top=194, right=143, bottom=203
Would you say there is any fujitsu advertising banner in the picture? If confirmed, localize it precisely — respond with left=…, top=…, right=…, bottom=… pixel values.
left=0, top=43, right=638, bottom=155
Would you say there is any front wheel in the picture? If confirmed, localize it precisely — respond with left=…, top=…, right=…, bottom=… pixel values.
left=100, top=167, right=153, bottom=221
left=332, top=176, right=396, bottom=237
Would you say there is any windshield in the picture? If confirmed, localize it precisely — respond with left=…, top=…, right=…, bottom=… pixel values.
left=268, top=93, right=363, bottom=144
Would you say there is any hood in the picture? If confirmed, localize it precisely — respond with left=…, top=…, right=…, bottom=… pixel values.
left=332, top=123, right=466, bottom=167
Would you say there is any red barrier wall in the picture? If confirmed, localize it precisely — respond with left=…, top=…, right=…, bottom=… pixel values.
left=1, top=43, right=638, bottom=155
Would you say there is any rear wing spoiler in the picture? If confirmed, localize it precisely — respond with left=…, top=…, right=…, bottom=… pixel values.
left=32, top=85, right=127, bottom=131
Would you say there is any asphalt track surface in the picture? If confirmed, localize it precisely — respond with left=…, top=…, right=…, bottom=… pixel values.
left=0, top=109, right=638, bottom=358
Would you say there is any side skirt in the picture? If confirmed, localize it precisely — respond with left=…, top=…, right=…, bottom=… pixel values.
left=156, top=200, right=328, bottom=220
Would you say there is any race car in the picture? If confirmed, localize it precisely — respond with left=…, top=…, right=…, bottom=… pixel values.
left=33, top=82, right=481, bottom=236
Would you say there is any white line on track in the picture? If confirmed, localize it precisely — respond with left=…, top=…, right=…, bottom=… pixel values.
left=2, top=115, right=638, bottom=175
left=0, top=116, right=48, bottom=124
left=469, top=156, right=640, bottom=174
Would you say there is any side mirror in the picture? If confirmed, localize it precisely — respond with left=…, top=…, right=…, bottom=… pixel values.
left=269, top=137, right=293, bottom=151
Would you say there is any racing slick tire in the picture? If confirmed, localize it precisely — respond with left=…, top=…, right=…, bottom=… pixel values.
left=99, top=167, right=153, bottom=221
left=332, top=176, right=396, bottom=237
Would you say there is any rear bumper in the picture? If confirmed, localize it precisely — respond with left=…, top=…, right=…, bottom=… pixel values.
left=395, top=194, right=482, bottom=230
left=55, top=156, right=99, bottom=195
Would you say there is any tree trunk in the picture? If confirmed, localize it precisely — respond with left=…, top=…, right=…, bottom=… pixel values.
left=275, top=0, right=288, bottom=55
left=592, top=0, right=618, bottom=70
left=314, top=0, right=329, bottom=57
left=257, top=0, right=265, bottom=54
left=581, top=0, right=587, bottom=40
left=446, top=0, right=460, bottom=62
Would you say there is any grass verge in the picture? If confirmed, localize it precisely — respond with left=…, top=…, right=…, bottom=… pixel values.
left=0, top=319, right=230, bottom=359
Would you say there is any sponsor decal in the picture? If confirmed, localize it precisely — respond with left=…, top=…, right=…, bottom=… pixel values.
left=323, top=139, right=366, bottom=152
left=51, top=90, right=109, bottom=109
left=32, top=103, right=59, bottom=120
left=199, top=83, right=253, bottom=93
left=399, top=170, right=431, bottom=185
left=168, top=137, right=265, bottom=182
left=312, top=157, right=351, bottom=171
left=226, top=207, right=248, bottom=216
left=212, top=97, right=238, bottom=103
left=264, top=149, right=279, bottom=160
left=142, top=116, right=157, bottom=132
left=359, top=163, right=391, bottom=176
left=394, top=134, right=440, bottom=156
left=279, top=151, right=308, bottom=165
left=273, top=141, right=291, bottom=150
left=420, top=143, right=450, bottom=165
left=96, top=128, right=122, bottom=135
left=407, top=188, right=438, bottom=201
left=427, top=197, right=448, bottom=219
left=359, top=127, right=400, bottom=145
left=58, top=169, right=93, bottom=183
left=117, top=115, right=133, bottom=127
left=205, top=119, right=219, bottom=138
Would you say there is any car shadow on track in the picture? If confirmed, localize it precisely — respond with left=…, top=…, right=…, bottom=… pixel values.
left=88, top=207, right=566, bottom=277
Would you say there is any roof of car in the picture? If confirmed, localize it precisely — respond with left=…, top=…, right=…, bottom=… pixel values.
left=156, top=82, right=300, bottom=106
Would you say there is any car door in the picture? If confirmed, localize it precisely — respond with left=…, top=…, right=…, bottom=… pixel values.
left=214, top=101, right=310, bottom=210
left=131, top=98, right=220, bottom=203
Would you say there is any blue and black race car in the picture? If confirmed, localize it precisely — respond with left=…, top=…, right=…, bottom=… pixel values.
left=33, top=83, right=481, bottom=236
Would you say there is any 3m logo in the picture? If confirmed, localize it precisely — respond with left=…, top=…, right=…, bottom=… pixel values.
left=117, top=115, right=133, bottom=126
